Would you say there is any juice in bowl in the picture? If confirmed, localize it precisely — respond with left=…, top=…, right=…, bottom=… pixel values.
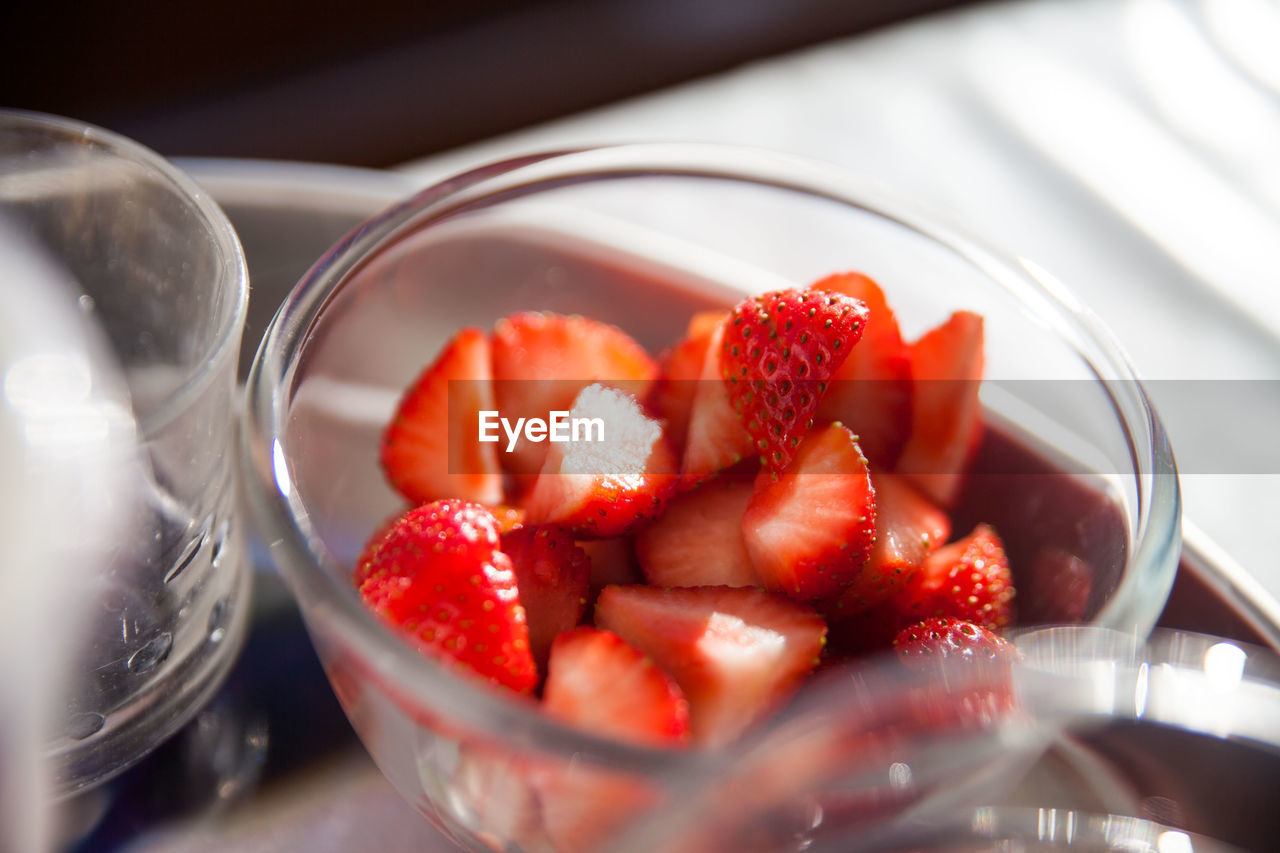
left=240, top=144, right=1180, bottom=852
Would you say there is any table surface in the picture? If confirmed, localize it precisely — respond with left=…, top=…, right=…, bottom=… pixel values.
left=73, top=0, right=1280, bottom=849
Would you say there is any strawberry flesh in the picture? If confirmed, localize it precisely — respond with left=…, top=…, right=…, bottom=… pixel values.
left=501, top=525, right=591, bottom=672
left=721, top=288, right=869, bottom=473
left=380, top=328, right=503, bottom=506
left=741, top=424, right=876, bottom=602
left=636, top=474, right=758, bottom=589
left=681, top=320, right=756, bottom=479
left=811, top=272, right=913, bottom=468
left=594, top=584, right=827, bottom=746
left=524, top=384, right=678, bottom=538
left=543, top=626, right=691, bottom=747
left=491, top=312, right=658, bottom=476
left=896, top=311, right=985, bottom=506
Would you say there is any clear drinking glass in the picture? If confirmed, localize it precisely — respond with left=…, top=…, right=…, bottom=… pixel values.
left=0, top=110, right=252, bottom=796
left=241, top=143, right=1181, bottom=851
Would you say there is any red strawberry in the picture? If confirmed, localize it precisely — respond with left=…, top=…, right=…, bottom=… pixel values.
left=896, top=311, right=985, bottom=506
left=829, top=474, right=952, bottom=617
left=594, top=585, right=827, bottom=746
left=894, top=617, right=1019, bottom=730
left=1021, top=547, right=1093, bottom=624
left=741, top=424, right=875, bottom=602
left=636, top=474, right=758, bottom=589
left=501, top=525, right=591, bottom=671
left=577, top=536, right=644, bottom=598
left=647, top=310, right=728, bottom=453
left=811, top=272, right=913, bottom=468
left=523, top=384, right=678, bottom=537
left=893, top=523, right=1015, bottom=631
left=491, top=312, right=658, bottom=476
left=490, top=505, right=527, bottom=534
left=355, top=501, right=537, bottom=693
left=681, top=320, right=756, bottom=479
left=543, top=627, right=691, bottom=747
left=379, top=328, right=503, bottom=506
left=721, top=288, right=869, bottom=473
left=893, top=617, right=1015, bottom=670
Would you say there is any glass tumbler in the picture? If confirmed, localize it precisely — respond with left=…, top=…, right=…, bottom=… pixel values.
left=0, top=110, right=252, bottom=795
left=241, top=143, right=1180, bottom=851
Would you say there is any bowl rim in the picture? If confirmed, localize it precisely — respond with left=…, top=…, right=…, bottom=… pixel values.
left=0, top=108, right=250, bottom=437
left=239, top=141, right=1181, bottom=773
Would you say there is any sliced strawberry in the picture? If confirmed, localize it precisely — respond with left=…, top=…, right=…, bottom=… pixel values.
left=501, top=525, right=591, bottom=671
left=681, top=320, right=756, bottom=479
left=636, top=474, right=758, bottom=589
left=379, top=328, right=503, bottom=506
left=721, top=288, right=869, bottom=473
left=894, top=617, right=1019, bottom=730
left=1021, top=547, right=1093, bottom=624
left=893, top=617, right=1015, bottom=669
left=490, top=504, right=527, bottom=534
left=741, top=424, right=875, bottom=603
left=536, top=764, right=658, bottom=853
left=355, top=500, right=537, bottom=693
left=544, top=627, right=691, bottom=747
left=491, top=312, right=658, bottom=476
left=647, top=320, right=719, bottom=454
left=686, top=309, right=730, bottom=340
left=811, top=272, right=913, bottom=468
left=827, top=474, right=952, bottom=619
left=896, top=311, right=985, bottom=506
left=578, top=536, right=644, bottom=598
left=523, top=384, right=678, bottom=538
left=887, top=523, right=1015, bottom=632
left=594, top=585, right=827, bottom=746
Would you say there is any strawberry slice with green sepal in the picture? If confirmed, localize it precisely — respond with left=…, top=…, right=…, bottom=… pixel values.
left=543, top=627, right=691, bottom=747
left=811, top=272, right=914, bottom=468
left=491, top=312, right=658, bottom=477
left=681, top=320, right=756, bottom=479
left=893, top=523, right=1015, bottom=631
left=594, top=584, right=827, bottom=746
left=379, top=328, right=503, bottom=506
left=741, top=424, right=876, bottom=603
left=355, top=500, right=537, bottom=694
left=646, top=310, right=728, bottom=454
left=636, top=474, right=758, bottom=589
left=721, top=288, right=869, bottom=473
left=524, top=384, right=678, bottom=538
left=896, top=310, right=985, bottom=506
left=501, top=525, right=591, bottom=672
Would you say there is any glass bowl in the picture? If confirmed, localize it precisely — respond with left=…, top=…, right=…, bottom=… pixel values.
left=1, top=110, right=252, bottom=796
left=240, top=143, right=1181, bottom=851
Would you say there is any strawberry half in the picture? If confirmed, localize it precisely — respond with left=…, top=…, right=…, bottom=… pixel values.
left=741, top=424, right=876, bottom=603
left=893, top=617, right=1015, bottom=670
left=491, top=312, right=658, bottom=476
left=379, top=328, right=503, bottom=506
left=681, top=320, right=756, bottom=479
left=896, top=310, right=985, bottom=506
left=523, top=384, right=678, bottom=538
left=543, top=627, right=691, bottom=747
left=721, top=288, right=869, bottom=473
left=501, top=525, right=591, bottom=672
left=811, top=272, right=913, bottom=468
left=636, top=474, right=758, bottom=589
left=355, top=500, right=537, bottom=693
left=890, top=523, right=1015, bottom=632
left=829, top=474, right=952, bottom=617
left=647, top=310, right=728, bottom=453
left=1021, top=547, right=1093, bottom=624
left=594, top=585, right=827, bottom=746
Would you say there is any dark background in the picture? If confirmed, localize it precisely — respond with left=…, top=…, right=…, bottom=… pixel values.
left=3, top=0, right=973, bottom=167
